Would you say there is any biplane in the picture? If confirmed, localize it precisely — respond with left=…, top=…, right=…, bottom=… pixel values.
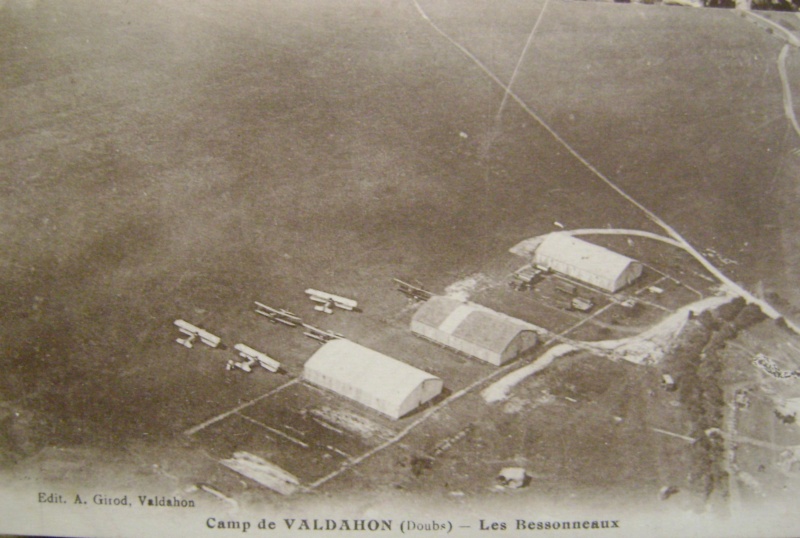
left=393, top=278, right=433, bottom=301
left=254, top=301, right=302, bottom=327
left=301, top=323, right=344, bottom=344
left=304, top=289, right=357, bottom=314
left=227, top=343, right=281, bottom=373
left=174, top=319, right=221, bottom=349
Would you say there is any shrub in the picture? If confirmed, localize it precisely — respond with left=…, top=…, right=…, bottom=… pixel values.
left=410, top=455, right=434, bottom=477
left=715, top=297, right=746, bottom=322
left=733, top=304, right=767, bottom=330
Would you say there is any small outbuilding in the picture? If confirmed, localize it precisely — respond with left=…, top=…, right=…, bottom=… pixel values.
left=661, top=374, right=677, bottom=391
left=497, top=467, right=530, bottom=489
left=303, top=339, right=443, bottom=420
left=410, top=296, right=539, bottom=366
left=533, top=233, right=643, bottom=293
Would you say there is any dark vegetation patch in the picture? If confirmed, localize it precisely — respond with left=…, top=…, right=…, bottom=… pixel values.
left=662, top=299, right=768, bottom=499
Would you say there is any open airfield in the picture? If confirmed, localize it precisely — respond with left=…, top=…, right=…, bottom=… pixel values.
left=3, top=0, right=800, bottom=533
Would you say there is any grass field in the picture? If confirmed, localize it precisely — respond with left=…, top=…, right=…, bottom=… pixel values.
left=2, top=0, right=800, bottom=516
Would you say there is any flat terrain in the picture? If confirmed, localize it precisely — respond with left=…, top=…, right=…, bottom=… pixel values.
left=2, top=0, right=800, bottom=524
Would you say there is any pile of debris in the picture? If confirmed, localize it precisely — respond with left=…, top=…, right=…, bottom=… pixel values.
left=752, top=354, right=799, bottom=380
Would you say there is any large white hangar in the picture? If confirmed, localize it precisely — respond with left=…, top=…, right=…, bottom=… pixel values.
left=410, top=296, right=539, bottom=366
left=303, top=339, right=443, bottom=420
left=533, top=233, right=643, bottom=293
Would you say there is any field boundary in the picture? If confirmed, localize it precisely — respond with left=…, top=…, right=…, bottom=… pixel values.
left=183, top=378, right=300, bottom=436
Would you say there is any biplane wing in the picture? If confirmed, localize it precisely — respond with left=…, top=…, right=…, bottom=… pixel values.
left=174, top=319, right=221, bottom=348
left=392, top=278, right=432, bottom=301
left=304, top=289, right=357, bottom=312
left=233, top=343, right=281, bottom=373
left=301, top=323, right=344, bottom=343
left=254, top=301, right=301, bottom=327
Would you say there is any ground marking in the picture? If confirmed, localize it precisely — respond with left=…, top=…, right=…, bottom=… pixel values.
left=556, top=302, right=617, bottom=338
left=651, top=427, right=695, bottom=443
left=633, top=299, right=672, bottom=314
left=236, top=412, right=310, bottom=449
left=716, top=430, right=793, bottom=451
left=183, top=378, right=300, bottom=436
left=327, top=445, right=352, bottom=460
left=495, top=0, right=550, bottom=124
left=634, top=275, right=668, bottom=296
left=312, top=417, right=345, bottom=435
left=625, top=280, right=674, bottom=313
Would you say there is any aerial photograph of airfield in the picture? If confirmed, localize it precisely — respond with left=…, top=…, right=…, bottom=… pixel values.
left=4, top=0, right=800, bottom=527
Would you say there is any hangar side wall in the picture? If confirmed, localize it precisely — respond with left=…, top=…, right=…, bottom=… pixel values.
left=303, top=366, right=442, bottom=420
left=410, top=321, right=499, bottom=365
left=304, top=368, right=397, bottom=419
left=534, top=254, right=614, bottom=291
left=411, top=321, right=536, bottom=366
left=534, top=254, right=643, bottom=293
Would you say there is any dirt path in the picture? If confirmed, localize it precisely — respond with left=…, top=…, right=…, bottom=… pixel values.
left=742, top=11, right=800, bottom=48
left=591, top=295, right=734, bottom=365
left=778, top=44, right=800, bottom=138
left=481, top=343, right=577, bottom=403
left=480, top=293, right=735, bottom=406
left=510, top=229, right=682, bottom=256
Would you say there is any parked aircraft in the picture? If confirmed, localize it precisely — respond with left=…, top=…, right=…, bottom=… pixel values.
left=254, top=301, right=302, bottom=327
left=304, top=289, right=357, bottom=314
left=302, top=323, right=344, bottom=343
left=173, top=319, right=221, bottom=349
left=393, top=278, right=432, bottom=301
left=228, top=343, right=281, bottom=373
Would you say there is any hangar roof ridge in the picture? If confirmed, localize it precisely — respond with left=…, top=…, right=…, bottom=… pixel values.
left=305, top=339, right=440, bottom=409
left=412, top=296, right=543, bottom=353
left=535, top=233, right=638, bottom=280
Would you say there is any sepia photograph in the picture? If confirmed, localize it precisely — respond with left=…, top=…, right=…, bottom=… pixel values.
left=2, top=0, right=800, bottom=536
